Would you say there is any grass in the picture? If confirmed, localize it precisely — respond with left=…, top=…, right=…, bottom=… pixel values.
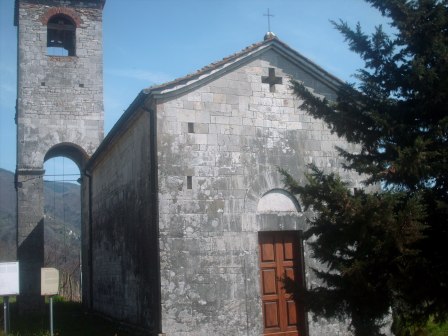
left=0, top=299, right=131, bottom=336
left=425, top=319, right=448, bottom=336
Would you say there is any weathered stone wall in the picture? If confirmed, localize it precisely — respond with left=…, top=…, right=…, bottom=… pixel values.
left=157, top=50, right=363, bottom=335
left=16, top=170, right=45, bottom=311
left=16, top=0, right=104, bottom=170
left=15, top=0, right=104, bottom=311
left=15, top=0, right=103, bottom=310
left=88, top=109, right=160, bottom=332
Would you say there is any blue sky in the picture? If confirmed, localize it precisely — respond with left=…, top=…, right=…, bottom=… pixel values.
left=0, top=0, right=390, bottom=177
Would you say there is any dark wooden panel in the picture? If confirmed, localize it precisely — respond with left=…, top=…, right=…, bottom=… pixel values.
left=286, top=299, right=298, bottom=326
left=261, top=239, right=276, bottom=262
left=283, top=238, right=295, bottom=261
left=262, top=269, right=277, bottom=295
left=285, top=266, right=295, bottom=282
left=264, top=301, right=280, bottom=328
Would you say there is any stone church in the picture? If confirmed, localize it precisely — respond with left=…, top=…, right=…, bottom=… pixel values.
left=15, top=1, right=364, bottom=335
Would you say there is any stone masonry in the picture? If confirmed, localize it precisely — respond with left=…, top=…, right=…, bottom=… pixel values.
left=15, top=1, right=386, bottom=332
left=155, top=46, right=362, bottom=336
left=86, top=37, right=366, bottom=335
left=15, top=0, right=104, bottom=311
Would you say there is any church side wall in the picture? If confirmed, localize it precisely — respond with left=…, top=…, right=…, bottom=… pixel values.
left=88, top=110, right=159, bottom=333
left=157, top=50, right=362, bottom=336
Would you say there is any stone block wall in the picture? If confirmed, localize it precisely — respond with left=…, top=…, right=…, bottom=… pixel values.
left=156, top=50, right=363, bottom=335
left=15, top=0, right=104, bottom=312
left=16, top=0, right=104, bottom=170
left=88, top=110, right=160, bottom=332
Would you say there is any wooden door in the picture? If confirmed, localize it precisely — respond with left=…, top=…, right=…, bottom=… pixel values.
left=259, top=231, right=306, bottom=336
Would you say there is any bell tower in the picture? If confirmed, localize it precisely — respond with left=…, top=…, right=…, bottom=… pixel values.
left=14, top=0, right=105, bottom=310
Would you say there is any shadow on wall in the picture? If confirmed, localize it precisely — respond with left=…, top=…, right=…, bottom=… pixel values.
left=17, top=219, right=45, bottom=312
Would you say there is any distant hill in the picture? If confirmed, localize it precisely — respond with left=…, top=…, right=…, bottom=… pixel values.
left=0, top=168, right=81, bottom=300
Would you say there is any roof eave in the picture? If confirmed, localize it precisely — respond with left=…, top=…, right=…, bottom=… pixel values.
left=146, top=42, right=273, bottom=100
left=144, top=37, right=345, bottom=100
left=85, top=90, right=148, bottom=171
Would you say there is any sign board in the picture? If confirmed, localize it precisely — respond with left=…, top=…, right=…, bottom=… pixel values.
left=0, top=262, right=19, bottom=296
left=41, top=268, right=59, bottom=296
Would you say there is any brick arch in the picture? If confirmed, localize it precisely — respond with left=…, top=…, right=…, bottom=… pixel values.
left=41, top=7, right=82, bottom=27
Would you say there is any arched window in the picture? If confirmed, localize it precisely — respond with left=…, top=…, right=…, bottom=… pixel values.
left=47, top=15, right=76, bottom=56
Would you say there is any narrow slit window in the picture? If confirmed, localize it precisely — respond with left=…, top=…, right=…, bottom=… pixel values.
left=187, top=176, right=192, bottom=189
left=188, top=122, right=194, bottom=133
left=47, top=15, right=76, bottom=56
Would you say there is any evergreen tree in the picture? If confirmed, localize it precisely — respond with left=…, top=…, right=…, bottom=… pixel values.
left=282, top=1, right=448, bottom=335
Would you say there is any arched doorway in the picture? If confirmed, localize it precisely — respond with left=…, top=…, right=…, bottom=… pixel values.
left=42, top=143, right=87, bottom=302
left=43, top=157, right=81, bottom=301
left=256, top=189, right=308, bottom=336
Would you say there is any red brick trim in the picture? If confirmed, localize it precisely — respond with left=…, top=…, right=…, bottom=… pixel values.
left=41, top=7, right=82, bottom=28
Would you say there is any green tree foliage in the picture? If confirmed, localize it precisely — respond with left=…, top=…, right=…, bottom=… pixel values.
left=282, top=1, right=448, bottom=335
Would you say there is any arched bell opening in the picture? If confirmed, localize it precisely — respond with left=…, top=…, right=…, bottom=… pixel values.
left=47, top=14, right=76, bottom=56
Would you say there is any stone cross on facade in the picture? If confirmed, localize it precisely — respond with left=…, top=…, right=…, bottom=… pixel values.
left=262, top=67, right=283, bottom=92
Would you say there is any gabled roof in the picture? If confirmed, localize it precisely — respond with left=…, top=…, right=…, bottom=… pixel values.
left=87, top=36, right=344, bottom=170
left=144, top=35, right=344, bottom=99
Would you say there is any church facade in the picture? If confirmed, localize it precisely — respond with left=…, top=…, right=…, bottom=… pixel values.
left=84, top=36, right=363, bottom=335
left=13, top=0, right=368, bottom=334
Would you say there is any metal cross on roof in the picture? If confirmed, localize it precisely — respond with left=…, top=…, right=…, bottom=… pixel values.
left=263, top=8, right=274, bottom=33
left=262, top=68, right=283, bottom=92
